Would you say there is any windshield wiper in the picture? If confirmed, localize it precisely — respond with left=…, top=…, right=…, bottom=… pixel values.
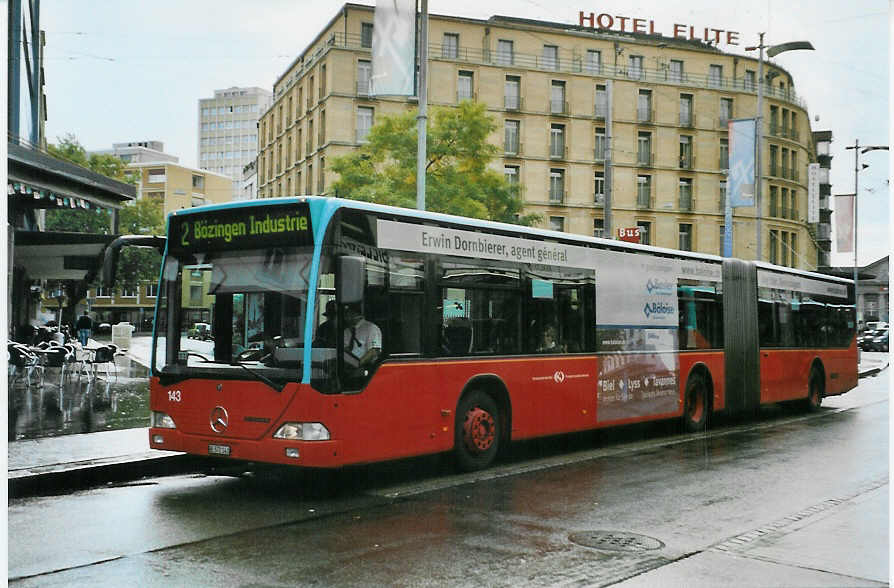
left=230, top=356, right=284, bottom=392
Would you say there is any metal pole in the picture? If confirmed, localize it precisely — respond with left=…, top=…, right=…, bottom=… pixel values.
left=755, top=33, right=764, bottom=261
left=853, top=140, right=859, bottom=322
left=415, top=0, right=428, bottom=211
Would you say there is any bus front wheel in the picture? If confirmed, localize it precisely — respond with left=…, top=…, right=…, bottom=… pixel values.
left=683, top=374, right=708, bottom=433
left=454, top=390, right=500, bottom=472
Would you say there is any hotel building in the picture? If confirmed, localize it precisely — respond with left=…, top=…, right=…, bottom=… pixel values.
left=257, top=4, right=822, bottom=268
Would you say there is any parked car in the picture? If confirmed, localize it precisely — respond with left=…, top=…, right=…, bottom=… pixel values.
left=859, top=329, right=878, bottom=350
left=188, top=322, right=213, bottom=341
left=868, top=329, right=889, bottom=352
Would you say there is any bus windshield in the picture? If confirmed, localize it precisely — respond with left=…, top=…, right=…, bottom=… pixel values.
left=153, top=245, right=315, bottom=381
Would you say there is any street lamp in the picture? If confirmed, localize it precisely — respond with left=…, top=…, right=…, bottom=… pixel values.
left=745, top=34, right=814, bottom=262
left=844, top=141, right=888, bottom=324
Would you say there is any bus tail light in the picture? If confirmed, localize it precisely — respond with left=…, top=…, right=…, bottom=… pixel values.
left=151, top=411, right=176, bottom=429
left=273, top=422, right=330, bottom=441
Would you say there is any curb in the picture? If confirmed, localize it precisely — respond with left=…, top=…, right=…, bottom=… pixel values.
left=8, top=453, right=206, bottom=498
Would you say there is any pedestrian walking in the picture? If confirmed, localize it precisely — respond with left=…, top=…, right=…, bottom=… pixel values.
left=76, top=311, right=93, bottom=347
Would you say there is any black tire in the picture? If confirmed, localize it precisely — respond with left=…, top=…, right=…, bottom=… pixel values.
left=454, top=390, right=500, bottom=472
left=683, top=374, right=708, bottom=433
left=806, top=367, right=824, bottom=411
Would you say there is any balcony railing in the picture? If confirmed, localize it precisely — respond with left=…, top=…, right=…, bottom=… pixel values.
left=272, top=33, right=810, bottom=112
left=594, top=145, right=607, bottom=161
left=548, top=191, right=567, bottom=204
left=504, top=95, right=523, bottom=110
left=637, top=108, right=654, bottom=123
left=636, top=193, right=652, bottom=208
left=504, top=142, right=522, bottom=156
left=719, top=156, right=729, bottom=170
left=637, top=151, right=654, bottom=167
left=679, top=154, right=694, bottom=170
left=594, top=193, right=605, bottom=207
left=594, top=104, right=608, bottom=119
left=549, top=144, right=567, bottom=160
left=356, top=80, right=373, bottom=96
left=679, top=192, right=693, bottom=211
left=679, top=113, right=695, bottom=127
left=550, top=100, right=569, bottom=115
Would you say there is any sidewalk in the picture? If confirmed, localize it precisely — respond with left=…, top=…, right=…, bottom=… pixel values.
left=8, top=353, right=888, bottom=498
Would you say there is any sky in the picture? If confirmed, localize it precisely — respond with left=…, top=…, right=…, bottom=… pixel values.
left=41, top=0, right=890, bottom=267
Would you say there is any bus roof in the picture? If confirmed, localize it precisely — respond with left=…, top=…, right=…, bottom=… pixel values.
left=170, top=196, right=851, bottom=286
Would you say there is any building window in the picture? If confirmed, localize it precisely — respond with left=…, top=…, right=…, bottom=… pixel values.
left=319, top=157, right=325, bottom=194
left=145, top=283, right=159, bottom=297
left=781, top=232, right=789, bottom=266
left=769, top=145, right=779, bottom=176
left=591, top=86, right=607, bottom=122
left=790, top=234, right=797, bottom=267
left=679, top=178, right=693, bottom=211
left=549, top=216, right=565, bottom=232
left=719, top=139, right=729, bottom=170
left=550, top=81, right=566, bottom=114
left=504, top=75, right=521, bottom=109
left=457, top=71, right=474, bottom=101
left=357, top=60, right=372, bottom=95
left=637, top=175, right=651, bottom=207
left=442, top=33, right=459, bottom=58
left=769, top=229, right=779, bottom=264
left=669, top=59, right=684, bottom=83
left=549, top=169, right=565, bottom=203
left=637, top=89, right=652, bottom=122
left=361, top=23, right=374, bottom=48
left=549, top=124, right=565, bottom=159
left=585, top=50, right=602, bottom=74
left=191, top=174, right=204, bottom=189
left=504, top=120, right=520, bottom=154
left=594, top=128, right=606, bottom=160
left=307, top=163, right=313, bottom=194
left=637, top=221, right=651, bottom=245
left=594, top=171, right=605, bottom=206
left=357, top=106, right=374, bottom=142
left=745, top=70, right=756, bottom=91
left=497, top=40, right=514, bottom=66
left=542, top=44, right=559, bottom=70
left=147, top=169, right=166, bottom=183
left=95, top=286, right=112, bottom=297
left=679, top=94, right=693, bottom=126
left=719, top=180, right=727, bottom=212
left=679, top=135, right=692, bottom=169
left=628, top=55, right=644, bottom=79
left=637, top=132, right=651, bottom=165
left=678, top=223, right=693, bottom=251
left=504, top=165, right=519, bottom=186
left=720, top=98, right=733, bottom=125
left=709, top=64, right=723, bottom=87
left=593, top=218, right=605, bottom=238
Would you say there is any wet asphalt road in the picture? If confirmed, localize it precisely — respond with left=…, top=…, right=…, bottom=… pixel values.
left=8, top=372, right=889, bottom=586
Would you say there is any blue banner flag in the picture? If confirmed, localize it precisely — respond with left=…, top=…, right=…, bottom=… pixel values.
left=728, top=118, right=756, bottom=208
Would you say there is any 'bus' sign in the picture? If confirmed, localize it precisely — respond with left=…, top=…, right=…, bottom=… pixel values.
left=618, top=227, right=641, bottom=243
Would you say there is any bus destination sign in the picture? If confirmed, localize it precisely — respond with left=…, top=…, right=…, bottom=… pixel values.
left=170, top=203, right=313, bottom=253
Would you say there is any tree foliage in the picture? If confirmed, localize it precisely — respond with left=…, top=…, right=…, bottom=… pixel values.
left=116, top=197, right=165, bottom=292
left=330, top=101, right=538, bottom=225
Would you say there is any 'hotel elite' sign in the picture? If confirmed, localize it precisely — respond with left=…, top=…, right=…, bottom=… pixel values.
left=579, top=11, right=740, bottom=46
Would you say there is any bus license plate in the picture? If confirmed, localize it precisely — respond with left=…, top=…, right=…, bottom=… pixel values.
left=208, top=444, right=231, bottom=456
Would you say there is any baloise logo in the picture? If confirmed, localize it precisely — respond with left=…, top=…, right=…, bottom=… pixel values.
left=643, top=301, right=674, bottom=318
left=646, top=278, right=675, bottom=295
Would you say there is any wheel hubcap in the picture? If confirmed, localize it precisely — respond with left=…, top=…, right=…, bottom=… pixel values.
left=463, top=407, right=495, bottom=453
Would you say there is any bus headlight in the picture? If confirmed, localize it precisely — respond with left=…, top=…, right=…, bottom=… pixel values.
left=273, top=422, right=330, bottom=441
left=151, top=411, right=176, bottom=429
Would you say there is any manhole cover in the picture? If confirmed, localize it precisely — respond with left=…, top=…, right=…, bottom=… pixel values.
left=569, top=530, right=665, bottom=552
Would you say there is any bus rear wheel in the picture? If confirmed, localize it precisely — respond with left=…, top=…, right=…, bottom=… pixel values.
left=806, top=367, right=824, bottom=411
left=454, top=390, right=500, bottom=472
left=683, top=374, right=708, bottom=433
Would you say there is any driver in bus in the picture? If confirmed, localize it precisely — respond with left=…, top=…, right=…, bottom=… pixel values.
left=343, top=304, right=382, bottom=370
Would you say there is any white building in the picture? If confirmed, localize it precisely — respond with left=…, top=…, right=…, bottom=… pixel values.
left=90, top=140, right=178, bottom=164
left=197, top=86, right=271, bottom=199
left=239, top=160, right=258, bottom=201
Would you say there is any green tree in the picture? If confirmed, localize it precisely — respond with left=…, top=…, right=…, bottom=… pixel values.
left=115, top=197, right=165, bottom=293
left=330, top=101, right=538, bottom=225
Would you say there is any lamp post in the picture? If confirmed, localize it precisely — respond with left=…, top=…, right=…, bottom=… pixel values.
left=844, top=141, right=888, bottom=324
left=745, top=35, right=814, bottom=261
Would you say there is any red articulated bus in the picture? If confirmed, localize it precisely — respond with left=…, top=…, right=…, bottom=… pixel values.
left=121, top=197, right=856, bottom=471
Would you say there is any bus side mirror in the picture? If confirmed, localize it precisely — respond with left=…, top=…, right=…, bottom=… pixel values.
left=337, top=256, right=365, bottom=304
